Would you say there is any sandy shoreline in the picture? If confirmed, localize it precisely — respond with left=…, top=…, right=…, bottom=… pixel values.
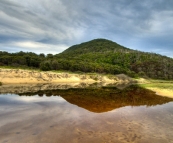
left=0, top=68, right=95, bottom=84
left=1, top=68, right=172, bottom=98
left=0, top=68, right=134, bottom=84
left=145, top=87, right=173, bottom=98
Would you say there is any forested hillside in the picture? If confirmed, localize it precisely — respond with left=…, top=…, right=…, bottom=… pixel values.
left=1, top=39, right=173, bottom=80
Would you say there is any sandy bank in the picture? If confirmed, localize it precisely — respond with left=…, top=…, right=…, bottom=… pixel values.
left=0, top=68, right=134, bottom=84
left=136, top=79, right=173, bottom=98
left=145, top=87, right=173, bottom=98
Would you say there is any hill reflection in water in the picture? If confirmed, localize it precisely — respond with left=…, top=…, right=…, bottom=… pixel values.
left=18, top=85, right=173, bottom=113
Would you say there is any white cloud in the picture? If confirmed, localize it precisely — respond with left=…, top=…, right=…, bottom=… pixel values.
left=13, top=41, right=63, bottom=49
left=15, top=41, right=68, bottom=54
left=0, top=41, right=68, bottom=54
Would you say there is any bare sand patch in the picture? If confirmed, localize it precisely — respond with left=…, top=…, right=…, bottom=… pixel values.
left=146, top=87, right=173, bottom=98
left=0, top=69, right=100, bottom=84
left=0, top=68, right=134, bottom=84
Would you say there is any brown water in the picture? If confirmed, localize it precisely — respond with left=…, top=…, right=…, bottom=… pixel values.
left=0, top=85, right=173, bottom=143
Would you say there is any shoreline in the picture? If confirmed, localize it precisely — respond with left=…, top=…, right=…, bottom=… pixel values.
left=0, top=68, right=134, bottom=84
left=139, top=82, right=173, bottom=98
left=1, top=68, right=172, bottom=98
left=145, top=87, right=173, bottom=98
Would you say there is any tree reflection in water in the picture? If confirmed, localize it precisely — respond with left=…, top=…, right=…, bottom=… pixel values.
left=18, top=85, right=173, bottom=113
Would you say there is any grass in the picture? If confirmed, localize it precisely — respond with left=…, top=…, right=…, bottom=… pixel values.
left=139, top=82, right=173, bottom=98
left=140, top=83, right=173, bottom=90
left=0, top=65, right=40, bottom=71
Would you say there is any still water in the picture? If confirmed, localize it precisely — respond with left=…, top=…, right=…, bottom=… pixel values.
left=0, top=84, right=173, bottom=143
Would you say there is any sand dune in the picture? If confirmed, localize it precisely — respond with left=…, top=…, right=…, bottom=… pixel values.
left=0, top=68, right=134, bottom=84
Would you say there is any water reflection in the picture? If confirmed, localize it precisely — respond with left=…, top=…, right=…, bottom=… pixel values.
left=17, top=85, right=173, bottom=113
left=0, top=84, right=173, bottom=143
left=0, top=82, right=131, bottom=94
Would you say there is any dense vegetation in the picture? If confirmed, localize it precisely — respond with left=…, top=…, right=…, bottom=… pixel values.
left=0, top=51, right=45, bottom=68
left=1, top=38, right=173, bottom=79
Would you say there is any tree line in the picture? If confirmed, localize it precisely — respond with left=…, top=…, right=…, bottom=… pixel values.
left=0, top=39, right=173, bottom=80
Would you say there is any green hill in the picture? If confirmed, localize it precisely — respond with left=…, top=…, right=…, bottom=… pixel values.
left=1, top=38, right=173, bottom=79
left=52, top=39, right=173, bottom=79
left=62, top=38, right=132, bottom=54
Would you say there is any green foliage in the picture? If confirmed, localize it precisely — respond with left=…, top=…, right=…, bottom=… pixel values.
left=40, top=61, right=51, bottom=71
left=1, top=39, right=173, bottom=80
left=0, top=51, right=48, bottom=68
left=53, top=39, right=173, bottom=79
left=62, top=38, right=131, bottom=55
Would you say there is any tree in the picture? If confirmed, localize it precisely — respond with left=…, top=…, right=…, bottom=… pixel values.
left=40, top=61, right=51, bottom=71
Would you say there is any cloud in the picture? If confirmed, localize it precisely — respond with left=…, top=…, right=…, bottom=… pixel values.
left=0, top=0, right=173, bottom=57
left=14, top=41, right=68, bottom=54
left=0, top=41, right=68, bottom=54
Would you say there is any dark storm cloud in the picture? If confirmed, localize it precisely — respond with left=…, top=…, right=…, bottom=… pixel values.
left=0, top=0, right=173, bottom=57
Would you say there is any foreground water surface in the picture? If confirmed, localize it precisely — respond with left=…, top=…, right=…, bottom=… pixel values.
left=0, top=84, right=173, bottom=143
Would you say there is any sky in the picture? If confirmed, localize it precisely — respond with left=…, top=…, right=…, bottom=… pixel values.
left=0, top=0, right=173, bottom=57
